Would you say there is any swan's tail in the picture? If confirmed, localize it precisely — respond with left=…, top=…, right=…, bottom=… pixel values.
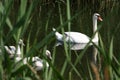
left=52, top=28, right=56, bottom=32
left=52, top=28, right=63, bottom=42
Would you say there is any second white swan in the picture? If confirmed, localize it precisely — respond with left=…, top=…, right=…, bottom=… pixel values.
left=53, top=13, right=103, bottom=50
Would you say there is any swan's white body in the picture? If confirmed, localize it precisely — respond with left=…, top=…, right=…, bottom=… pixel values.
left=53, top=13, right=102, bottom=50
left=16, top=50, right=52, bottom=71
left=23, top=56, right=49, bottom=71
left=4, top=39, right=24, bottom=58
left=4, top=46, right=16, bottom=57
left=1, top=39, right=52, bottom=70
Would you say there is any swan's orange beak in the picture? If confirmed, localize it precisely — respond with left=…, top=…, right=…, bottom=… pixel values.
left=98, top=16, right=103, bottom=21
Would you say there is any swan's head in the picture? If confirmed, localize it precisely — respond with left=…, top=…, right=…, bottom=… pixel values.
left=18, top=39, right=25, bottom=46
left=93, top=13, right=103, bottom=21
left=45, top=50, right=52, bottom=60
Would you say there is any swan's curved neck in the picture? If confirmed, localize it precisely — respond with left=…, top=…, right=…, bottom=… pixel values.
left=16, top=45, right=21, bottom=56
left=14, top=44, right=22, bottom=62
left=93, top=18, right=98, bottom=42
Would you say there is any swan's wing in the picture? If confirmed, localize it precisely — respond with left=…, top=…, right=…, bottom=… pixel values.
left=4, top=46, right=16, bottom=54
left=32, top=57, right=42, bottom=61
left=34, top=62, right=43, bottom=71
left=65, top=32, right=90, bottom=43
left=9, top=46, right=16, bottom=54
left=9, top=46, right=16, bottom=50
left=4, top=46, right=10, bottom=53
left=70, top=43, right=92, bottom=50
left=32, top=57, right=44, bottom=71
left=55, top=32, right=63, bottom=41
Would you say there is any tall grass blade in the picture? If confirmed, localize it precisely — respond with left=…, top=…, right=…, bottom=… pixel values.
left=66, top=0, right=71, bottom=31
left=109, top=37, right=114, bottom=63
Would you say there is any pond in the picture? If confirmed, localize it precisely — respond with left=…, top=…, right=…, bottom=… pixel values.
left=1, top=0, right=120, bottom=80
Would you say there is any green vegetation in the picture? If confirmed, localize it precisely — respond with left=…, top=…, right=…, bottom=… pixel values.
left=0, top=0, right=120, bottom=80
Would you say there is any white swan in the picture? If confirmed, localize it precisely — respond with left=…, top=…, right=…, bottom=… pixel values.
left=53, top=13, right=103, bottom=50
left=4, top=39, right=24, bottom=58
left=17, top=50, right=52, bottom=71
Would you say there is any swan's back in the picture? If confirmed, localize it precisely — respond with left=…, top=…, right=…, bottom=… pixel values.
left=65, top=32, right=90, bottom=43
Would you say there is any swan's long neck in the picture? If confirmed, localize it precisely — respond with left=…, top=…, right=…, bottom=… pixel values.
left=16, top=44, right=21, bottom=57
left=92, top=17, right=98, bottom=43
left=14, top=45, right=21, bottom=62
left=92, top=16, right=98, bottom=63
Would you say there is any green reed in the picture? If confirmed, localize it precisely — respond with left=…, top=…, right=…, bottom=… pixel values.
left=0, top=0, right=120, bottom=80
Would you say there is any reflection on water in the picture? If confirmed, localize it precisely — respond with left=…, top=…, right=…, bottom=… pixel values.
left=54, top=45, right=94, bottom=79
